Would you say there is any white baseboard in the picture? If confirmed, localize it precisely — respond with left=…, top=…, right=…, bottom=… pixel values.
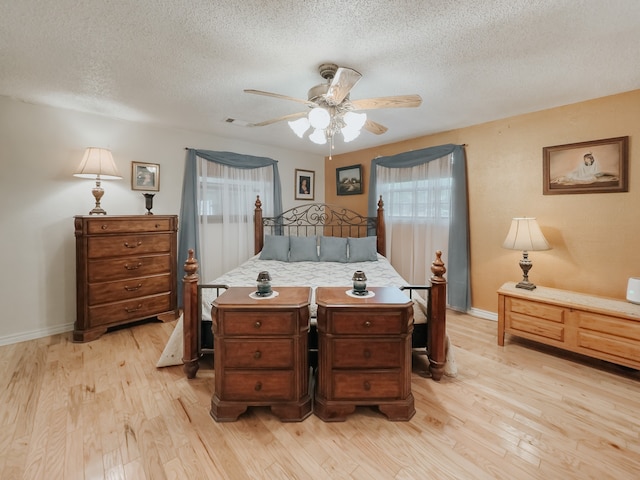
left=467, top=307, right=497, bottom=321
left=0, top=323, right=74, bottom=347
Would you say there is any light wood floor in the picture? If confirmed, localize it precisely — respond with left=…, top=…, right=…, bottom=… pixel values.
left=1, top=311, right=639, bottom=479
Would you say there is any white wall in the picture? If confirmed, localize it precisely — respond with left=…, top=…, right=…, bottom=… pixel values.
left=0, top=96, right=324, bottom=344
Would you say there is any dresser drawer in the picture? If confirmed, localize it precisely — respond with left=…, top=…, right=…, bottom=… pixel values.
left=332, top=371, right=401, bottom=400
left=86, top=217, right=174, bottom=234
left=220, top=312, right=296, bottom=335
left=221, top=339, right=294, bottom=368
left=221, top=371, right=294, bottom=401
left=88, top=234, right=172, bottom=258
left=331, top=339, right=403, bottom=368
left=88, top=293, right=172, bottom=327
left=88, top=254, right=171, bottom=282
left=88, top=274, right=171, bottom=305
left=329, top=312, right=405, bottom=335
left=507, top=297, right=565, bottom=323
left=506, top=311, right=565, bottom=342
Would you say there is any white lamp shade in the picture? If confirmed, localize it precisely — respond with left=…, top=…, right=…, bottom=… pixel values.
left=73, top=147, right=122, bottom=179
left=502, top=217, right=550, bottom=251
left=308, top=128, right=327, bottom=145
left=288, top=117, right=310, bottom=138
left=308, top=107, right=331, bottom=129
left=343, top=111, right=367, bottom=130
left=341, top=124, right=361, bottom=142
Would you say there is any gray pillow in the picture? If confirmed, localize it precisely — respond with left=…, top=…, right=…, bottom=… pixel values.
left=289, top=236, right=319, bottom=262
left=259, top=235, right=289, bottom=261
left=348, top=236, right=378, bottom=262
left=319, top=236, right=348, bottom=262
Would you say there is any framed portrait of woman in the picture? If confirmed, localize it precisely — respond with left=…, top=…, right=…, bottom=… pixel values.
left=295, top=169, right=314, bottom=200
left=131, top=161, right=160, bottom=192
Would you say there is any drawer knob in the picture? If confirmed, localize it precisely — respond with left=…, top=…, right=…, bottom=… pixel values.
left=363, top=381, right=371, bottom=391
left=253, top=350, right=262, bottom=359
left=124, top=241, right=142, bottom=248
left=101, top=225, right=108, bottom=230
left=254, top=321, right=262, bottom=329
left=124, top=263, right=143, bottom=270
left=124, top=283, right=143, bottom=291
left=254, top=382, right=262, bottom=391
left=125, top=304, right=142, bottom=313
left=363, top=349, right=371, bottom=359
left=364, top=321, right=371, bottom=328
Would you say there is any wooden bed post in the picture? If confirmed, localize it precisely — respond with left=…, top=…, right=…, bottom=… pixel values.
left=182, top=249, right=200, bottom=379
left=376, top=195, right=386, bottom=257
left=428, top=250, right=447, bottom=381
left=254, top=196, right=263, bottom=255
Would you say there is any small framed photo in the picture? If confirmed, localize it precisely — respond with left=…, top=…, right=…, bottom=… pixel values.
left=336, top=164, right=363, bottom=195
left=295, top=169, right=314, bottom=200
left=543, top=136, right=628, bottom=195
left=132, top=161, right=160, bottom=192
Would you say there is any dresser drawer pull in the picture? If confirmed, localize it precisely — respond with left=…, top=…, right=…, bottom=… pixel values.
left=254, top=382, right=262, bottom=391
left=124, top=263, right=143, bottom=270
left=363, top=381, right=371, bottom=391
left=254, top=321, right=262, bottom=329
left=253, top=350, right=262, bottom=359
left=363, top=349, right=371, bottom=359
left=101, top=224, right=109, bottom=230
left=124, top=241, right=143, bottom=248
left=124, top=283, right=143, bottom=291
left=364, top=321, right=371, bottom=328
left=125, top=304, right=142, bottom=313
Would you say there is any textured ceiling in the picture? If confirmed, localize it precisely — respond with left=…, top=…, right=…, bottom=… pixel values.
left=1, top=0, right=639, bottom=156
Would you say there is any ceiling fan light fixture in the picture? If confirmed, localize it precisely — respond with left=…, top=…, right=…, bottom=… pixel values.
left=344, top=111, right=367, bottom=130
left=341, top=125, right=361, bottom=143
left=308, top=107, right=330, bottom=129
left=288, top=117, right=310, bottom=138
left=309, top=128, right=327, bottom=145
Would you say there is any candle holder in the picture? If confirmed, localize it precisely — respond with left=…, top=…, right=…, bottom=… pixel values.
left=352, top=270, right=368, bottom=295
left=143, top=193, right=155, bottom=215
left=256, top=271, right=272, bottom=297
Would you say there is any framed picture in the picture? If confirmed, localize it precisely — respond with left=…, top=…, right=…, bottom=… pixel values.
left=543, top=136, right=628, bottom=195
left=131, top=161, right=160, bottom=192
left=336, top=164, right=363, bottom=195
left=294, top=169, right=314, bottom=200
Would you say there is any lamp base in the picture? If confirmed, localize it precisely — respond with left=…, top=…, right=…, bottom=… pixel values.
left=515, top=280, right=537, bottom=290
left=89, top=181, right=107, bottom=215
left=89, top=206, right=107, bottom=215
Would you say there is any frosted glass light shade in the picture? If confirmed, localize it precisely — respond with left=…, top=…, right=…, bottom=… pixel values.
left=288, top=118, right=310, bottom=138
left=502, top=217, right=550, bottom=252
left=73, top=148, right=122, bottom=179
left=308, top=107, right=330, bottom=129
left=309, top=128, right=327, bottom=145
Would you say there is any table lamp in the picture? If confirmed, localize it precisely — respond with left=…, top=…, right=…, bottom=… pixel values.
left=73, top=148, right=122, bottom=215
left=502, top=217, right=550, bottom=290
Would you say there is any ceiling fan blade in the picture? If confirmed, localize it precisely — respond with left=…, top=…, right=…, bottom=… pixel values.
left=244, top=89, right=315, bottom=107
left=245, top=111, right=308, bottom=127
left=351, top=94, right=422, bottom=110
left=364, top=119, right=388, bottom=135
left=325, top=67, right=362, bottom=105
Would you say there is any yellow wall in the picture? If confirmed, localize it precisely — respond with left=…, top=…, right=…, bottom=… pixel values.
left=325, top=89, right=640, bottom=313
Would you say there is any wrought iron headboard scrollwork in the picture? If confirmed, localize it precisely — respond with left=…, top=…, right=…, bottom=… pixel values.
left=253, top=196, right=386, bottom=256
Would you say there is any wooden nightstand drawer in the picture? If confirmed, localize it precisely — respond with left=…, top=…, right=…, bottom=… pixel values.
left=221, top=371, right=294, bottom=401
left=220, top=312, right=296, bottom=335
left=222, top=339, right=294, bottom=368
left=88, top=234, right=172, bottom=258
left=88, top=292, right=172, bottom=327
left=88, top=255, right=171, bottom=282
left=332, top=372, right=401, bottom=400
left=86, top=217, right=174, bottom=234
left=507, top=311, right=565, bottom=342
left=507, top=297, right=565, bottom=323
left=329, top=312, right=405, bottom=335
left=88, top=273, right=171, bottom=305
left=331, top=339, right=403, bottom=368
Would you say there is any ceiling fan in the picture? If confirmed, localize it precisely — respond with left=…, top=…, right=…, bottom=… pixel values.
left=242, top=63, right=422, bottom=155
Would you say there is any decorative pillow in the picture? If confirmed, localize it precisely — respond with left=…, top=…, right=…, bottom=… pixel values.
left=289, top=236, right=319, bottom=262
left=319, top=236, right=348, bottom=262
left=347, top=236, right=378, bottom=262
left=259, top=235, right=289, bottom=261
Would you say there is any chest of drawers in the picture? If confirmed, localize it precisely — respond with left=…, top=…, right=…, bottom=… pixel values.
left=74, top=215, right=178, bottom=342
left=210, top=287, right=312, bottom=422
left=314, top=286, right=415, bottom=421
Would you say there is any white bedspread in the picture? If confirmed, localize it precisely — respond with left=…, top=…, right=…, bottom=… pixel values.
left=201, top=253, right=429, bottom=324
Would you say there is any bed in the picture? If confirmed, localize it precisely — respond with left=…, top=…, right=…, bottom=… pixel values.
left=181, top=196, right=450, bottom=381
